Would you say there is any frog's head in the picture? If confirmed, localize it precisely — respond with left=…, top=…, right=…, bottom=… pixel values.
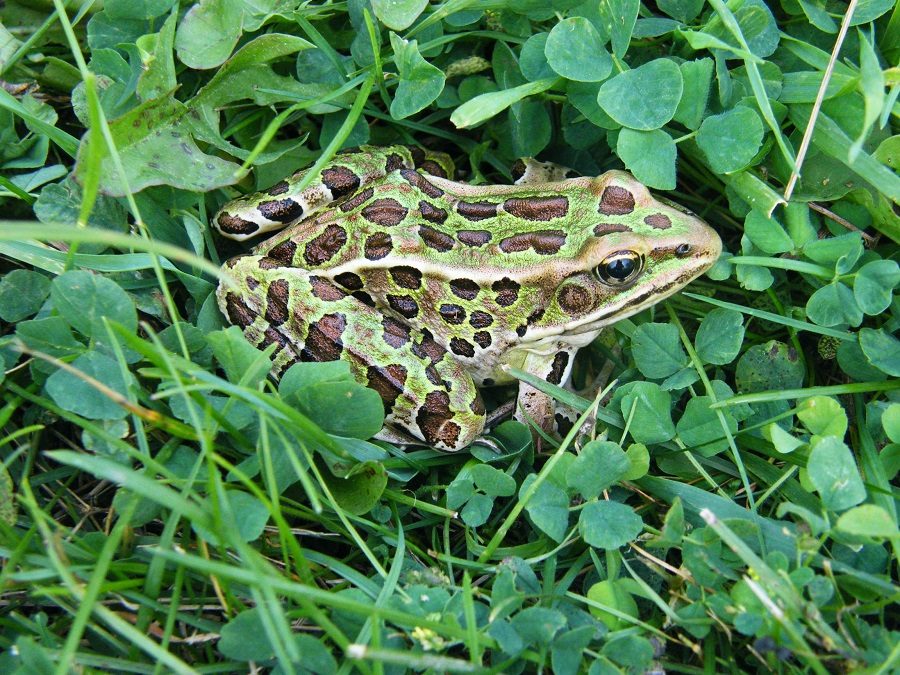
left=537, top=171, right=722, bottom=339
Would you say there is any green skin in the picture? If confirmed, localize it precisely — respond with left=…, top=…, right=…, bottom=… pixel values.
left=215, top=145, right=722, bottom=451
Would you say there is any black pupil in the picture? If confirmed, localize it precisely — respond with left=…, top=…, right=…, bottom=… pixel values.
left=606, top=257, right=635, bottom=280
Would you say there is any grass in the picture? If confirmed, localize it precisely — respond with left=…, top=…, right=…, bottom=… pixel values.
left=1, top=0, right=899, bottom=672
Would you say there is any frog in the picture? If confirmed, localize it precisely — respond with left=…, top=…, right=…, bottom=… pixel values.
left=214, top=145, right=722, bottom=451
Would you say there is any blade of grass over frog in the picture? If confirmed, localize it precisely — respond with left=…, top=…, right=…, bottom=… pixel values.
left=0, top=89, right=79, bottom=157
left=728, top=256, right=833, bottom=279
left=76, top=73, right=105, bottom=229
left=363, top=10, right=390, bottom=111
left=0, top=175, right=36, bottom=204
left=0, top=223, right=230, bottom=287
left=700, top=510, right=833, bottom=674
left=683, top=292, right=855, bottom=340
left=722, top=169, right=786, bottom=216
left=346, top=645, right=483, bottom=672
left=382, top=488, right=456, bottom=518
left=18, top=481, right=197, bottom=675
left=148, top=548, right=498, bottom=646
left=285, top=72, right=376, bottom=196
left=783, top=0, right=857, bottom=201
left=477, top=386, right=606, bottom=564
left=710, top=380, right=900, bottom=408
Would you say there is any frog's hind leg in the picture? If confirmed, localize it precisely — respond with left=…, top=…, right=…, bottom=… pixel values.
left=217, top=255, right=483, bottom=451
left=511, top=158, right=577, bottom=185
left=213, top=145, right=455, bottom=241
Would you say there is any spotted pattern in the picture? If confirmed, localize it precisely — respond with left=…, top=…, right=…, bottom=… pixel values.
left=527, top=307, right=546, bottom=325
left=304, top=224, right=347, bottom=265
left=265, top=279, right=290, bottom=325
left=353, top=291, right=375, bottom=307
left=309, top=276, right=346, bottom=302
left=246, top=277, right=260, bottom=290
left=419, top=225, right=455, bottom=252
left=439, top=304, right=466, bottom=325
left=457, top=229, right=491, bottom=247
left=400, top=169, right=444, bottom=198
left=492, top=278, right=520, bottom=306
left=387, top=294, right=419, bottom=318
left=598, top=186, right=635, bottom=215
left=558, top=284, right=593, bottom=314
left=389, top=266, right=422, bottom=290
left=384, top=153, right=406, bottom=172
left=415, top=390, right=460, bottom=448
left=645, top=213, right=672, bottom=230
left=503, top=196, right=569, bottom=221
left=300, top=313, right=346, bottom=362
left=364, top=232, right=393, bottom=260
left=266, top=180, right=289, bottom=196
left=218, top=212, right=258, bottom=235
left=547, top=351, right=570, bottom=385
left=473, top=331, right=492, bottom=348
left=267, top=240, right=297, bottom=265
left=322, top=166, right=361, bottom=198
left=339, top=187, right=374, bottom=213
left=499, top=229, right=566, bottom=255
left=258, top=198, right=303, bottom=223
left=457, top=201, right=498, bottom=221
left=594, top=222, right=632, bottom=236
left=367, top=363, right=408, bottom=412
left=450, top=278, right=480, bottom=300
left=420, top=160, right=448, bottom=178
left=225, top=292, right=254, bottom=327
left=450, top=337, right=475, bottom=358
left=382, top=316, right=411, bottom=348
left=334, top=271, right=364, bottom=290
left=419, top=201, right=448, bottom=224
left=469, top=310, right=493, bottom=328
left=361, top=198, right=408, bottom=227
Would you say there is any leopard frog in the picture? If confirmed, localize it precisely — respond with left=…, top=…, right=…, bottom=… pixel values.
left=214, top=145, right=721, bottom=451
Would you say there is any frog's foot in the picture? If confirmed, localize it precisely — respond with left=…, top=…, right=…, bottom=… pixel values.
left=217, top=256, right=484, bottom=452
left=511, top=158, right=577, bottom=185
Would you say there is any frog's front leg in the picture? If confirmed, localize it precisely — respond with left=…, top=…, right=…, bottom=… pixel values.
left=213, top=145, right=455, bottom=241
left=512, top=344, right=577, bottom=438
left=217, top=255, right=484, bottom=451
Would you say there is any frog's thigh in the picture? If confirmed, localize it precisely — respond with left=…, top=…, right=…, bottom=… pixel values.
left=514, top=346, right=576, bottom=434
left=218, top=256, right=484, bottom=451
left=512, top=158, right=575, bottom=185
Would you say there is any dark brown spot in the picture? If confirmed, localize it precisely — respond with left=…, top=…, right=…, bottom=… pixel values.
left=400, top=168, right=444, bottom=198
left=419, top=201, right=448, bottom=224
left=439, top=304, right=466, bottom=325
left=352, top=291, right=375, bottom=307
left=246, top=277, right=259, bottom=290
left=364, top=232, right=393, bottom=260
left=450, top=278, right=480, bottom=300
left=389, top=266, right=422, bottom=290
left=527, top=307, right=545, bottom=324
left=362, top=197, right=408, bottom=227
left=457, top=229, right=492, bottom=247
left=408, top=146, right=426, bottom=166
left=599, top=186, right=635, bottom=215
left=503, top=196, right=569, bottom=221
left=473, top=331, right=492, bottom=348
left=515, top=325, right=527, bottom=337
left=309, top=276, right=346, bottom=302
left=265, top=279, right=290, bottom=325
left=300, top=313, right=346, bottom=362
left=419, top=225, right=455, bottom=252
left=483, top=378, right=495, bottom=386
left=594, top=222, right=632, bottom=236
left=645, top=213, right=672, bottom=229
left=322, top=166, right=361, bottom=198
left=257, top=258, right=281, bottom=270
left=334, top=272, right=364, bottom=290
left=419, top=160, right=448, bottom=178
left=304, top=224, right=347, bottom=265
left=367, top=363, right=408, bottom=412
left=457, top=201, right=498, bottom=222
left=469, top=311, right=493, bottom=328
left=492, top=278, right=520, bottom=307
left=470, top=394, right=486, bottom=415
left=339, top=187, right=374, bottom=213
left=385, top=153, right=406, bottom=172
left=266, top=180, right=289, bottom=196
left=558, top=284, right=593, bottom=314
left=263, top=326, right=291, bottom=350
left=450, top=337, right=475, bottom=358
left=499, top=230, right=566, bottom=255
left=382, top=316, right=411, bottom=348
left=266, top=240, right=297, bottom=265
left=412, top=329, right=446, bottom=366
left=217, top=212, right=258, bottom=236
left=511, top=159, right=526, bottom=182
left=415, top=390, right=460, bottom=448
left=555, top=413, right=574, bottom=436
left=547, top=351, right=570, bottom=385
left=258, top=198, right=304, bottom=223
left=387, top=294, right=419, bottom=318
left=225, top=293, right=255, bottom=327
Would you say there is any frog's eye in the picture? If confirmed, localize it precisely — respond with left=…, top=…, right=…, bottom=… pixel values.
left=596, top=251, right=643, bottom=286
